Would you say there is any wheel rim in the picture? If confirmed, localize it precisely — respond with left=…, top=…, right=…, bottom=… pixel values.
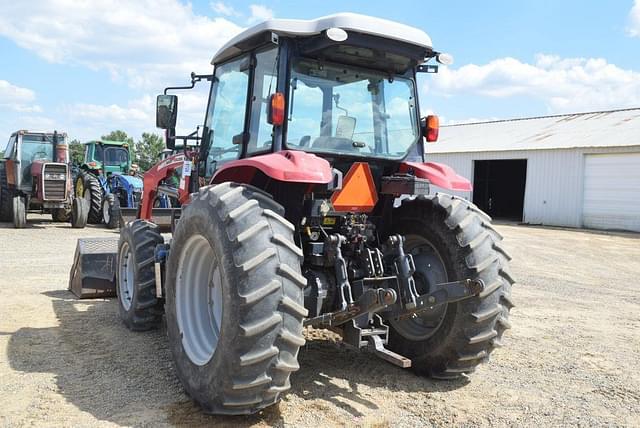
left=103, top=200, right=110, bottom=224
left=390, top=235, right=449, bottom=341
left=118, top=241, right=135, bottom=311
left=176, top=234, right=223, bottom=366
left=76, top=178, right=84, bottom=198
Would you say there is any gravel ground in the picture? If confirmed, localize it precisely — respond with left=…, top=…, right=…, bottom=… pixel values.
left=0, top=215, right=639, bottom=427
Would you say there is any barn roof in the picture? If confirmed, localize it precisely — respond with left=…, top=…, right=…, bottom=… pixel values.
left=429, top=107, right=640, bottom=154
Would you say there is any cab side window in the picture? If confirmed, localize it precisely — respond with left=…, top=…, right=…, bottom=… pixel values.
left=3, top=135, right=16, bottom=158
left=247, top=48, right=278, bottom=154
left=203, top=55, right=250, bottom=177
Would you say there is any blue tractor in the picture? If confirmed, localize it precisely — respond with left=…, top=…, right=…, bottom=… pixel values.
left=75, top=140, right=143, bottom=228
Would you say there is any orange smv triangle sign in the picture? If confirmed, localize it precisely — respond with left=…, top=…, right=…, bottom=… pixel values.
left=331, top=162, right=378, bottom=213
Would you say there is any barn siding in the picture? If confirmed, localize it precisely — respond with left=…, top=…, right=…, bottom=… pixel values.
left=427, top=146, right=640, bottom=228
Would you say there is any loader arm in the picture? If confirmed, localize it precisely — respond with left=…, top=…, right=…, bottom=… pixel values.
left=139, top=152, right=192, bottom=221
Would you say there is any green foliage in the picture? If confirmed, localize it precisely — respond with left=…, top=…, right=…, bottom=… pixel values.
left=101, top=130, right=134, bottom=145
left=134, top=133, right=165, bottom=171
left=68, top=139, right=84, bottom=165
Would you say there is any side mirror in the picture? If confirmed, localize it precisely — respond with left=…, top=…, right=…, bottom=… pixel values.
left=156, top=94, right=178, bottom=129
left=335, top=116, right=356, bottom=139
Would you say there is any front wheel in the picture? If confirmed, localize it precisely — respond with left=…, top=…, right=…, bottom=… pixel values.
left=116, top=220, right=164, bottom=330
left=76, top=172, right=102, bottom=224
left=12, top=196, right=26, bottom=228
left=165, top=183, right=306, bottom=415
left=103, top=194, right=121, bottom=229
left=0, top=166, right=13, bottom=222
left=70, top=198, right=88, bottom=229
left=386, top=194, right=515, bottom=379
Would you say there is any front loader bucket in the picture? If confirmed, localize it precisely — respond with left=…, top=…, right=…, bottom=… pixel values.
left=119, top=207, right=138, bottom=226
left=120, top=208, right=180, bottom=232
left=68, top=237, right=119, bottom=299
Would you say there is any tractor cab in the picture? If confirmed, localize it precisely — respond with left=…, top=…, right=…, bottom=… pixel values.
left=3, top=131, right=64, bottom=191
left=82, top=140, right=131, bottom=176
left=155, top=13, right=457, bottom=192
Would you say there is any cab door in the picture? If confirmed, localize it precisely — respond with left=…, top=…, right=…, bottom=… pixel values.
left=201, top=46, right=279, bottom=180
left=201, top=54, right=251, bottom=178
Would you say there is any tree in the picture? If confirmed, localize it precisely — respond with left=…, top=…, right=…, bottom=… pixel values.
left=68, top=139, right=84, bottom=165
left=101, top=130, right=134, bottom=145
left=135, top=132, right=165, bottom=171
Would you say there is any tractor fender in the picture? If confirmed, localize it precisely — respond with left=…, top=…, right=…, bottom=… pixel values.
left=211, top=150, right=333, bottom=185
left=399, top=161, right=472, bottom=192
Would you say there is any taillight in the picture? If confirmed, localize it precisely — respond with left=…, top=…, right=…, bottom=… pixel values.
left=425, top=114, right=439, bottom=142
left=268, top=92, right=285, bottom=126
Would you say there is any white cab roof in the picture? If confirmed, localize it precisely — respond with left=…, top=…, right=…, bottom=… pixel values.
left=212, top=13, right=433, bottom=64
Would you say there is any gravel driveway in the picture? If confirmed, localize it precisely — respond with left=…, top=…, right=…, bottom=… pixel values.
left=0, top=215, right=639, bottom=426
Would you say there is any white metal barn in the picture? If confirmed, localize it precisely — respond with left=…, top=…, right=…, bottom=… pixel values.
left=427, top=108, right=640, bottom=232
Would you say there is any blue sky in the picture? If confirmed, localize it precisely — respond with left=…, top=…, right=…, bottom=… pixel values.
left=0, top=0, right=639, bottom=147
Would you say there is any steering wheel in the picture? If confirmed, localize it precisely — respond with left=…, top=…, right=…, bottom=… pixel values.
left=298, top=135, right=311, bottom=147
left=31, top=150, right=48, bottom=161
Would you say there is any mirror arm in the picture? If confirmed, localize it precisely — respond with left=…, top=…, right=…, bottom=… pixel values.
left=164, top=72, right=214, bottom=94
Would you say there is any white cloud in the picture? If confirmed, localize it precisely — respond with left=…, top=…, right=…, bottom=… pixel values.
left=628, top=0, right=640, bottom=37
left=0, top=80, right=42, bottom=113
left=429, top=54, right=640, bottom=113
left=0, top=0, right=244, bottom=89
left=248, top=4, right=274, bottom=24
left=58, top=89, right=211, bottom=141
left=0, top=80, right=35, bottom=104
left=211, top=1, right=239, bottom=17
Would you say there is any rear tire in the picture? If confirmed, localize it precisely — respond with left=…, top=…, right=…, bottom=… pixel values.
left=70, top=198, right=88, bottom=228
left=12, top=196, right=26, bottom=228
left=0, top=166, right=12, bottom=222
left=77, top=172, right=102, bottom=224
left=165, top=183, right=306, bottom=415
left=116, top=220, right=164, bottom=331
left=103, top=194, right=121, bottom=229
left=387, top=193, right=515, bottom=379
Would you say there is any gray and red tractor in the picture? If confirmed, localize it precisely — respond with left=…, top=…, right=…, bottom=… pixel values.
left=108, top=14, right=513, bottom=415
left=0, top=130, right=87, bottom=228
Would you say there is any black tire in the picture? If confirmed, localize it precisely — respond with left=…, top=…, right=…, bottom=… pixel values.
left=70, top=198, right=88, bottom=229
left=77, top=171, right=103, bottom=224
left=0, top=166, right=12, bottom=222
left=165, top=183, right=306, bottom=415
left=387, top=193, right=515, bottom=379
left=12, top=196, right=27, bottom=228
left=51, top=208, right=71, bottom=222
left=103, top=194, right=121, bottom=229
left=116, top=220, right=164, bottom=331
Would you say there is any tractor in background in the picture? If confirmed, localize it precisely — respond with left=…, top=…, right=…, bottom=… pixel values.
left=0, top=130, right=87, bottom=228
left=70, top=13, right=514, bottom=415
left=75, top=140, right=143, bottom=228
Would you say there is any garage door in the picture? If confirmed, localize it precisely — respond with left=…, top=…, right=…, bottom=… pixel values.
left=583, top=153, right=640, bottom=232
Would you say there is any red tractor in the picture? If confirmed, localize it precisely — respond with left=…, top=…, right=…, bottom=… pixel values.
left=115, top=14, right=514, bottom=415
left=0, top=130, right=87, bottom=228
